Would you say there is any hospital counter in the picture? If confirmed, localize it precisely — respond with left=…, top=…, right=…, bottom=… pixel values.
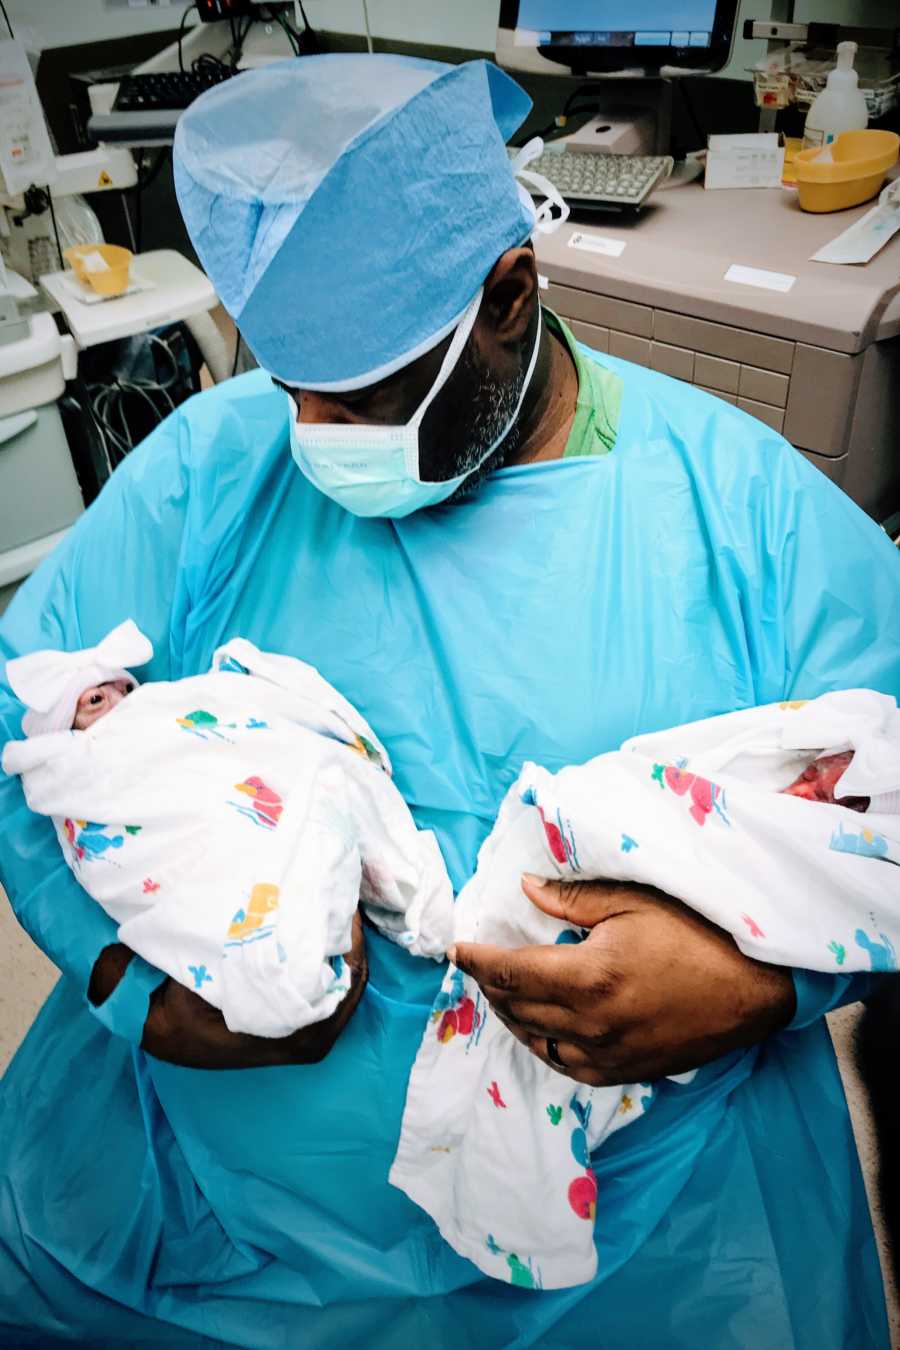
left=534, top=177, right=900, bottom=523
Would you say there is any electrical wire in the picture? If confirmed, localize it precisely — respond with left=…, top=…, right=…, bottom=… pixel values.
left=360, top=0, right=374, bottom=53
left=178, top=2, right=198, bottom=72
left=45, top=187, right=64, bottom=271
left=133, top=149, right=145, bottom=254
left=145, top=332, right=180, bottom=388
left=678, top=76, right=707, bottom=151
left=84, top=333, right=184, bottom=475
left=527, top=83, right=610, bottom=145
left=257, top=5, right=299, bottom=56
left=273, top=11, right=300, bottom=55
left=0, top=0, right=14, bottom=39
left=131, top=147, right=171, bottom=255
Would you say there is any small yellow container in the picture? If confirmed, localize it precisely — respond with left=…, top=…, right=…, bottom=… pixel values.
left=64, top=243, right=133, bottom=297
left=794, top=130, right=900, bottom=212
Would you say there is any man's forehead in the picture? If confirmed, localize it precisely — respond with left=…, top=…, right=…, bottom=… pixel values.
left=279, top=329, right=454, bottom=405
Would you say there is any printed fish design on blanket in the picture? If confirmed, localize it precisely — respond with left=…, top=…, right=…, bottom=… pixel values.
left=568, top=1095, right=597, bottom=1217
left=431, top=967, right=483, bottom=1047
left=854, top=928, right=897, bottom=972
left=142, top=878, right=160, bottom=894
left=506, top=1253, right=539, bottom=1289
left=350, top=733, right=384, bottom=768
left=226, top=882, right=280, bottom=946
left=176, top=709, right=236, bottom=741
left=828, top=940, right=846, bottom=966
left=829, top=823, right=890, bottom=861
left=219, top=655, right=250, bottom=674
left=485, top=1237, right=541, bottom=1289
left=231, top=776, right=283, bottom=829
left=547, top=1104, right=563, bottom=1125
left=662, top=764, right=729, bottom=827
left=567, top=1171, right=598, bottom=1221
left=741, top=913, right=765, bottom=939
left=519, top=787, right=580, bottom=869
left=66, top=820, right=124, bottom=862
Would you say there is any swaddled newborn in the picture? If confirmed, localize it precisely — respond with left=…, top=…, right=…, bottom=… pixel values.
left=72, top=678, right=135, bottom=729
left=390, top=690, right=900, bottom=1292
left=3, top=622, right=453, bottom=1037
left=75, top=684, right=874, bottom=814
left=783, top=749, right=870, bottom=811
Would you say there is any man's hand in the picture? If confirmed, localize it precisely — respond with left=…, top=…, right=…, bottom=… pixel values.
left=89, top=910, right=368, bottom=1070
left=450, top=876, right=796, bottom=1086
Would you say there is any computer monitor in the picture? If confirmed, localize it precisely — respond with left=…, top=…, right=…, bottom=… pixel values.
left=496, top=0, right=739, bottom=77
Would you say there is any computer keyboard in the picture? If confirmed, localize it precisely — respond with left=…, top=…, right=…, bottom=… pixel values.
left=512, top=148, right=674, bottom=212
left=112, top=68, right=234, bottom=114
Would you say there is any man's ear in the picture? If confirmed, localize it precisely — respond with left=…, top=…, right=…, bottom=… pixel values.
left=481, top=247, right=538, bottom=348
left=270, top=376, right=301, bottom=412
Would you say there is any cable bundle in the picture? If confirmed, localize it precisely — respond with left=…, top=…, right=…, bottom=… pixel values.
left=83, top=332, right=180, bottom=476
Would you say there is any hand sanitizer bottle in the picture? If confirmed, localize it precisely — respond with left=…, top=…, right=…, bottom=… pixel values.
left=802, top=41, right=869, bottom=150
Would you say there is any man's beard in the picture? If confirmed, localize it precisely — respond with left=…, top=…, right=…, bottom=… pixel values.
left=418, top=340, right=525, bottom=503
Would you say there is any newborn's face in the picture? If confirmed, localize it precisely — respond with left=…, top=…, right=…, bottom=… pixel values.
left=73, top=679, right=134, bottom=730
left=782, top=750, right=868, bottom=812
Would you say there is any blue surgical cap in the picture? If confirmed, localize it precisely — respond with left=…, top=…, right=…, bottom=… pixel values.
left=173, top=54, right=535, bottom=390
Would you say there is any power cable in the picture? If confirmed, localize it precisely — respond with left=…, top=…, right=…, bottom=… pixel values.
left=678, top=76, right=707, bottom=151
left=178, top=2, right=198, bottom=72
left=45, top=187, right=64, bottom=271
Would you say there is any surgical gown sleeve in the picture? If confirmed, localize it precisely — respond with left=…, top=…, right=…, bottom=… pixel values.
left=0, top=408, right=194, bottom=1043
left=743, top=430, right=900, bottom=1024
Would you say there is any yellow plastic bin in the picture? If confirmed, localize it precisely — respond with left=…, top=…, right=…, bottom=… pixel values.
left=63, top=243, right=133, bottom=297
left=794, top=130, right=900, bottom=212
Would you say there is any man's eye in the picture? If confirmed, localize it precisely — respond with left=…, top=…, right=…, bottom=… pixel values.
left=90, top=694, right=102, bottom=706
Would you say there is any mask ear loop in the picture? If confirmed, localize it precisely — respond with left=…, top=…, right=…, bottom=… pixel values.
left=511, top=137, right=571, bottom=235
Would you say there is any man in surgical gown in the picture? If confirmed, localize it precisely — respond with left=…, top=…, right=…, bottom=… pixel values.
left=1, top=54, right=899, bottom=1350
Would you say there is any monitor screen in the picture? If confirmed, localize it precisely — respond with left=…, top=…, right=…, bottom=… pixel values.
left=497, top=0, right=738, bottom=75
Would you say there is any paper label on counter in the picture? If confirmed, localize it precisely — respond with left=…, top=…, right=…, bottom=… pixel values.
left=811, top=186, right=900, bottom=265
left=724, top=263, right=796, bottom=293
left=704, top=135, right=784, bottom=190
left=568, top=232, right=627, bottom=258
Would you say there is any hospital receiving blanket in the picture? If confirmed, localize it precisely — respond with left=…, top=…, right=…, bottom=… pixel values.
left=390, top=690, right=900, bottom=1292
left=3, top=637, right=453, bottom=1037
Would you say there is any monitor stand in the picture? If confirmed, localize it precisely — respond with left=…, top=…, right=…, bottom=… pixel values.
left=553, top=109, right=656, bottom=156
left=549, top=81, right=673, bottom=157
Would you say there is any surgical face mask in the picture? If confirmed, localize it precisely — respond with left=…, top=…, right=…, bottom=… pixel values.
left=287, top=287, right=543, bottom=520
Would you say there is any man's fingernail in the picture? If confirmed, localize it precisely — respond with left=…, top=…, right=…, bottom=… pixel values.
left=447, top=945, right=458, bottom=965
left=522, top=872, right=548, bottom=889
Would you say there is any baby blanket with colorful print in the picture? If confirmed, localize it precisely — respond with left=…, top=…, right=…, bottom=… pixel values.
left=390, top=690, right=900, bottom=1291
left=3, top=637, right=452, bottom=1037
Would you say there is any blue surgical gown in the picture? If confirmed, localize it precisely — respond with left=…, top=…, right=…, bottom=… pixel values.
left=2, top=353, right=899, bottom=1349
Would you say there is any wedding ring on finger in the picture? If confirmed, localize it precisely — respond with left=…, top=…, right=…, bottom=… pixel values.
left=546, top=1037, right=567, bottom=1068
